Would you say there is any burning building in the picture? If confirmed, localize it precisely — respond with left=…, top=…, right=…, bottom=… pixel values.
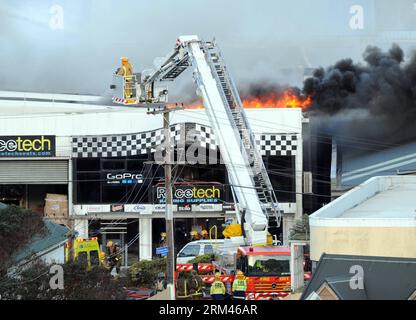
left=0, top=88, right=332, bottom=263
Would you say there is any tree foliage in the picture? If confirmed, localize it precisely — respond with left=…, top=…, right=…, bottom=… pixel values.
left=189, top=254, right=216, bottom=264
left=0, top=205, right=45, bottom=275
left=0, top=261, right=127, bottom=300
left=129, top=257, right=167, bottom=288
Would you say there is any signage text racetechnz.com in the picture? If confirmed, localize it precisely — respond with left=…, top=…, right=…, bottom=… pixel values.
left=0, top=136, right=56, bottom=157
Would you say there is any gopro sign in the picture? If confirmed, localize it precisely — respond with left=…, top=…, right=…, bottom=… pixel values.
left=106, top=172, right=143, bottom=185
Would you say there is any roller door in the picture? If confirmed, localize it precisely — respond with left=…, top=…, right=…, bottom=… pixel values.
left=0, top=160, right=68, bottom=184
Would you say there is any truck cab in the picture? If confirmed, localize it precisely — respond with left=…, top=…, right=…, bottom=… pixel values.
left=235, top=246, right=292, bottom=300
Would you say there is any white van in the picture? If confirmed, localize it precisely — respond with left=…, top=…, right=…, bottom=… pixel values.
left=176, top=240, right=224, bottom=264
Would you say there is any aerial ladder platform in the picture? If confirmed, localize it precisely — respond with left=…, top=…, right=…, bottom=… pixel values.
left=111, top=35, right=281, bottom=245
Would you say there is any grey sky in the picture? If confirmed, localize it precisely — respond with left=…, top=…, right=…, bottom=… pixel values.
left=1, top=0, right=416, bottom=98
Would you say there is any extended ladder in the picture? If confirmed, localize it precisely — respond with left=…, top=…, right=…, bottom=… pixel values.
left=124, top=35, right=282, bottom=244
left=200, top=40, right=281, bottom=233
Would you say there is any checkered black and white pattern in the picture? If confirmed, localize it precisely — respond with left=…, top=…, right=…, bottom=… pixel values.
left=193, top=124, right=217, bottom=150
left=72, top=123, right=298, bottom=158
left=72, top=124, right=182, bottom=158
left=255, top=133, right=298, bottom=156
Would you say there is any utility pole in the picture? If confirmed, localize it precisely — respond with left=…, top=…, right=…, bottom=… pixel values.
left=147, top=103, right=183, bottom=300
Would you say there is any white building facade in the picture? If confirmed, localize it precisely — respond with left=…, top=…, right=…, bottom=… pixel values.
left=0, top=91, right=305, bottom=261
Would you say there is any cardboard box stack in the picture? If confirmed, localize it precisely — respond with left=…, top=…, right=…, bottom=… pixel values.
left=44, top=193, right=70, bottom=227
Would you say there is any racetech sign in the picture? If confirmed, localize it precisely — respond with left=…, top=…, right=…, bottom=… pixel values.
left=154, top=183, right=224, bottom=205
left=0, top=136, right=56, bottom=157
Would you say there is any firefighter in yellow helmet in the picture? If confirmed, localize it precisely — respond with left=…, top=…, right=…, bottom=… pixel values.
left=190, top=230, right=199, bottom=241
left=106, top=240, right=114, bottom=257
left=116, top=57, right=134, bottom=98
left=232, top=270, right=247, bottom=300
left=210, top=273, right=226, bottom=300
left=201, top=229, right=209, bottom=239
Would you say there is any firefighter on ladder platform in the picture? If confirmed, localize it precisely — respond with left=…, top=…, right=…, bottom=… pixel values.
left=116, top=56, right=134, bottom=98
left=232, top=270, right=247, bottom=300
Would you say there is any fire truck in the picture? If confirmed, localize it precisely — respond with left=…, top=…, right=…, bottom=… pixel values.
left=64, top=237, right=105, bottom=270
left=111, top=35, right=308, bottom=299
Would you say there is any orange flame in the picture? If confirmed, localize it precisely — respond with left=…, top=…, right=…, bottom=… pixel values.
left=185, top=90, right=311, bottom=110
left=242, top=91, right=311, bottom=110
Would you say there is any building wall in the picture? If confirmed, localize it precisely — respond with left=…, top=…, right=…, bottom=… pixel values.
left=1, top=97, right=306, bottom=259
left=310, top=226, right=416, bottom=261
left=0, top=100, right=303, bottom=137
left=41, top=243, right=66, bottom=264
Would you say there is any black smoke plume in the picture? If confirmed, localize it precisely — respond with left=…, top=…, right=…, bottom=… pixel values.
left=303, top=44, right=416, bottom=146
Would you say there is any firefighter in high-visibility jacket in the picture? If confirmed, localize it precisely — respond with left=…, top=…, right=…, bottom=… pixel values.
left=232, top=270, right=247, bottom=300
left=116, top=57, right=134, bottom=98
left=210, top=273, right=226, bottom=300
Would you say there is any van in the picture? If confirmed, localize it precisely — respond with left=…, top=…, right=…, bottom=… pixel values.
left=176, top=240, right=224, bottom=264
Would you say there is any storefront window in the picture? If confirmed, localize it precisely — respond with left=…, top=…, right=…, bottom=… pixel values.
left=267, top=155, right=296, bottom=202
left=74, top=156, right=149, bottom=204
left=102, top=159, right=125, bottom=171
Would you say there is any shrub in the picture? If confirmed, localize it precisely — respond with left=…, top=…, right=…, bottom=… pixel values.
left=129, top=257, right=167, bottom=287
left=0, top=205, right=45, bottom=275
left=0, top=261, right=127, bottom=300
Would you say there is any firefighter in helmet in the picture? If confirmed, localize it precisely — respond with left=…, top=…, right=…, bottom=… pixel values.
left=176, top=272, right=190, bottom=299
left=189, top=270, right=204, bottom=300
left=116, top=56, right=134, bottom=98
left=160, top=232, right=167, bottom=247
left=190, top=230, right=200, bottom=241
left=210, top=273, right=226, bottom=300
left=107, top=241, right=122, bottom=275
left=232, top=270, right=247, bottom=300
left=201, top=229, right=209, bottom=239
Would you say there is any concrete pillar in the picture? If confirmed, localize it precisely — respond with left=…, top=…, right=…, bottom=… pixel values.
left=74, top=219, right=88, bottom=238
left=139, top=218, right=152, bottom=261
left=283, top=213, right=295, bottom=246
left=295, top=133, right=303, bottom=221
left=68, top=159, right=74, bottom=229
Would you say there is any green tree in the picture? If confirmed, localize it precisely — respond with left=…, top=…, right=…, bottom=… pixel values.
left=0, top=205, right=45, bottom=275
left=129, top=257, right=167, bottom=287
left=0, top=261, right=127, bottom=300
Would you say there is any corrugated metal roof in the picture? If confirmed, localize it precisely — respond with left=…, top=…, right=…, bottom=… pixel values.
left=13, top=219, right=70, bottom=264
left=302, top=254, right=416, bottom=300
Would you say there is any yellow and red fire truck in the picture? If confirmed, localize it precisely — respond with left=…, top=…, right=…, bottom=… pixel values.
left=176, top=246, right=311, bottom=300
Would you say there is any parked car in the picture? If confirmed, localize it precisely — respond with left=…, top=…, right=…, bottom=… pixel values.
left=176, top=240, right=224, bottom=264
